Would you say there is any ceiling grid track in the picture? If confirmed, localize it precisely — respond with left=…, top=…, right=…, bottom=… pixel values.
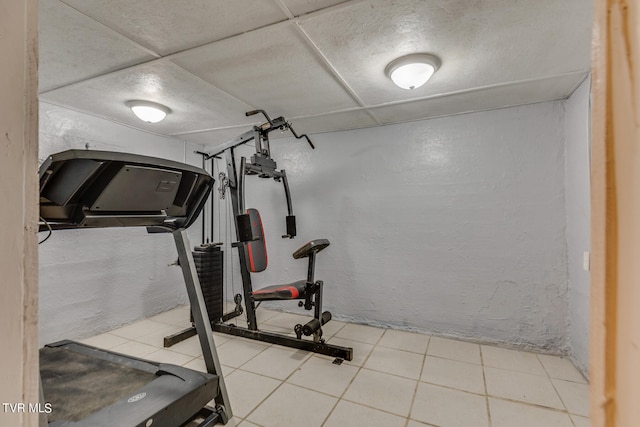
left=58, top=0, right=162, bottom=58
left=292, top=22, right=383, bottom=126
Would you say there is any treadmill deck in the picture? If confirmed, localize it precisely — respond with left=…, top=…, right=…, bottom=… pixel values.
left=41, top=345, right=156, bottom=423
left=40, top=341, right=218, bottom=427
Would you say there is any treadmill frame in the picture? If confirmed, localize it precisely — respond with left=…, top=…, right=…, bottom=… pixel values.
left=37, top=150, right=232, bottom=426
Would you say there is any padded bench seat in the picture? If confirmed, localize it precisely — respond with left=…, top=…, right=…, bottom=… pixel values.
left=252, top=280, right=308, bottom=301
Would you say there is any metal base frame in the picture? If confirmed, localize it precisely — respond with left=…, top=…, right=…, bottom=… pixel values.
left=211, top=323, right=353, bottom=361
left=164, top=318, right=353, bottom=361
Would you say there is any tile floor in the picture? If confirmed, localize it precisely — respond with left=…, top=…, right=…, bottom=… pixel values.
left=80, top=305, right=590, bottom=427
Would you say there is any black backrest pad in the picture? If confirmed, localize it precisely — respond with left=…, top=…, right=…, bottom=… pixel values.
left=245, top=208, right=267, bottom=272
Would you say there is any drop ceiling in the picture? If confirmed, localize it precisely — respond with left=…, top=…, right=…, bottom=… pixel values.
left=39, top=0, right=593, bottom=147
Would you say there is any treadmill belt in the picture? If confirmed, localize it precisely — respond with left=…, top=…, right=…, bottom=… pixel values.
left=40, top=346, right=156, bottom=423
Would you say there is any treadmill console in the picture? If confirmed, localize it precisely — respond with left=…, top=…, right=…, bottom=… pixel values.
left=39, top=150, right=213, bottom=231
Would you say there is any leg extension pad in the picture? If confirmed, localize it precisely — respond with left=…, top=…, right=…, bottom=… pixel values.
left=302, top=311, right=332, bottom=336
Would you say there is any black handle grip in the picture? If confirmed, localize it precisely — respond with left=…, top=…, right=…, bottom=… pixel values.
left=236, top=214, right=253, bottom=242
left=286, top=215, right=296, bottom=239
left=245, top=109, right=273, bottom=124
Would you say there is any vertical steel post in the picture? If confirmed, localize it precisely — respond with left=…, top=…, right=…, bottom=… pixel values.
left=225, top=149, right=258, bottom=330
left=173, top=228, right=232, bottom=418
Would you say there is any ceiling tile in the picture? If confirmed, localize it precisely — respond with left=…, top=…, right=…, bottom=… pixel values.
left=282, top=109, right=378, bottom=136
left=370, top=73, right=587, bottom=124
left=38, top=0, right=594, bottom=138
left=39, top=0, right=156, bottom=92
left=172, top=126, right=255, bottom=148
left=299, top=0, right=593, bottom=106
left=60, top=0, right=289, bottom=55
left=39, top=60, right=257, bottom=134
left=172, top=108, right=376, bottom=148
left=171, top=23, right=359, bottom=118
left=280, top=0, right=352, bottom=16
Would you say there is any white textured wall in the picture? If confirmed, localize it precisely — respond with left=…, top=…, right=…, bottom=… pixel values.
left=38, top=102, right=202, bottom=346
left=212, top=101, right=570, bottom=351
left=563, top=78, right=591, bottom=376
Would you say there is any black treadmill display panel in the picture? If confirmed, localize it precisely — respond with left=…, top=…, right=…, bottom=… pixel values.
left=39, top=150, right=213, bottom=231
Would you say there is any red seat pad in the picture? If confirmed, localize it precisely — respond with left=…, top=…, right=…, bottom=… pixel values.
left=252, top=280, right=308, bottom=301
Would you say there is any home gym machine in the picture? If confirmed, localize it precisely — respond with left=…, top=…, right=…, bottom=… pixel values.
left=164, top=110, right=353, bottom=361
left=38, top=149, right=231, bottom=426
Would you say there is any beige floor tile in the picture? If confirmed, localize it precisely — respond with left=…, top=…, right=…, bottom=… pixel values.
left=212, top=331, right=233, bottom=346
left=335, top=323, right=385, bottom=344
left=110, top=340, right=158, bottom=358
left=411, top=382, right=489, bottom=427
left=378, top=329, right=430, bottom=354
left=255, top=308, right=280, bottom=324
left=427, top=337, right=481, bottom=365
left=538, top=354, right=588, bottom=383
left=109, top=319, right=171, bottom=340
left=324, top=336, right=373, bottom=367
left=166, top=335, right=205, bottom=357
left=237, top=421, right=262, bottom=427
left=145, top=348, right=195, bottom=366
left=319, top=319, right=347, bottom=338
left=217, top=338, right=269, bottom=368
left=421, top=356, right=485, bottom=394
left=148, top=307, right=193, bottom=327
left=232, top=306, right=281, bottom=326
left=287, top=355, right=359, bottom=397
left=489, top=397, right=574, bottom=427
left=364, top=346, right=424, bottom=380
left=552, top=378, right=590, bottom=416
left=481, top=345, right=546, bottom=375
left=343, top=368, right=417, bottom=417
left=406, top=420, right=437, bottom=427
left=170, top=331, right=231, bottom=357
left=182, top=356, right=235, bottom=376
left=484, top=367, right=564, bottom=409
left=571, top=415, right=591, bottom=427
left=262, top=311, right=312, bottom=330
left=225, top=370, right=281, bottom=418
left=134, top=324, right=185, bottom=348
left=246, top=383, right=337, bottom=427
left=241, top=346, right=309, bottom=380
left=79, top=332, right=129, bottom=349
left=223, top=417, right=244, bottom=427
left=323, top=400, right=407, bottom=427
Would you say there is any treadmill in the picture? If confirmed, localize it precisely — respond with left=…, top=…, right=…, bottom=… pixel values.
left=38, top=149, right=232, bottom=426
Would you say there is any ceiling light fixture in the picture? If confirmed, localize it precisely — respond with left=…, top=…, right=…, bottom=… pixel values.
left=126, top=100, right=171, bottom=123
left=385, top=53, right=440, bottom=90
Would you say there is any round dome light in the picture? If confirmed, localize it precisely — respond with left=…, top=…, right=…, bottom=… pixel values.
left=385, top=54, right=440, bottom=90
left=126, top=100, right=171, bottom=123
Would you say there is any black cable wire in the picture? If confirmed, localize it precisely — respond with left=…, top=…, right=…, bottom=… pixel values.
left=38, top=217, right=53, bottom=244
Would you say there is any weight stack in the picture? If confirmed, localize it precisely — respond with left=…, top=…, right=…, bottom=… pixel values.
left=190, top=244, right=224, bottom=324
